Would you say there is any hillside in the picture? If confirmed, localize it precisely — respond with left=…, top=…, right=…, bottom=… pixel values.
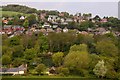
left=2, top=4, right=37, bottom=14
left=1, top=11, right=30, bottom=17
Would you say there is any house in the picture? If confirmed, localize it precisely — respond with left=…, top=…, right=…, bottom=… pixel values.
left=3, top=25, right=13, bottom=34
left=48, top=15, right=59, bottom=22
left=79, top=31, right=88, bottom=35
left=61, top=18, right=65, bottom=23
left=47, top=28, right=54, bottom=33
left=95, top=27, right=107, bottom=35
left=20, top=16, right=25, bottom=20
left=31, top=24, right=38, bottom=28
left=40, top=13, right=46, bottom=20
left=63, top=27, right=68, bottom=33
left=56, top=27, right=62, bottom=33
left=2, top=19, right=8, bottom=24
left=65, top=18, right=73, bottom=22
left=49, top=66, right=56, bottom=74
left=0, top=64, right=27, bottom=75
left=52, top=25, right=58, bottom=29
left=59, top=12, right=64, bottom=17
left=13, top=25, right=24, bottom=31
left=100, top=18, right=108, bottom=23
left=42, top=23, right=52, bottom=29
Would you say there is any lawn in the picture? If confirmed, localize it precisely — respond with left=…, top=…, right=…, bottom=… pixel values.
left=2, top=75, right=100, bottom=80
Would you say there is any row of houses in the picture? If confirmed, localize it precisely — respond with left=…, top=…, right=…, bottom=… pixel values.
left=0, top=25, right=25, bottom=35
left=40, top=12, right=108, bottom=25
left=2, top=16, right=26, bottom=25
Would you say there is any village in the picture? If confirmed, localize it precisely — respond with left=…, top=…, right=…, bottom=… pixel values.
left=1, top=12, right=120, bottom=38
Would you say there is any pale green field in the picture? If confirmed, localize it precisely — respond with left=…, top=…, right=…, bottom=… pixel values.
left=1, top=11, right=30, bottom=17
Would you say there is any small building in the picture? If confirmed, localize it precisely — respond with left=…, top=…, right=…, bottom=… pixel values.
left=65, top=18, right=73, bottom=22
left=100, top=18, right=108, bottom=23
left=49, top=66, right=56, bottom=74
left=2, top=19, right=8, bottom=24
left=47, top=28, right=54, bottom=33
left=52, top=25, right=58, bottom=29
left=48, top=15, right=59, bottom=22
left=56, top=27, right=62, bottom=33
left=0, top=64, right=27, bottom=75
left=42, top=23, right=51, bottom=29
left=63, top=27, right=68, bottom=33
left=20, top=16, right=25, bottom=20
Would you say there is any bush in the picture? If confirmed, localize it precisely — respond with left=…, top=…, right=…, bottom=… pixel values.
left=57, top=67, right=69, bottom=76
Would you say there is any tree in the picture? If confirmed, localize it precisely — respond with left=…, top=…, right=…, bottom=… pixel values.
left=52, top=52, right=64, bottom=66
left=2, top=55, right=11, bottom=65
left=12, top=45, right=24, bottom=58
left=23, top=19, right=29, bottom=29
left=78, top=21, right=94, bottom=31
left=39, top=36, right=49, bottom=52
left=70, top=44, right=88, bottom=52
left=27, top=14, right=37, bottom=26
left=89, top=54, right=101, bottom=74
left=64, top=51, right=89, bottom=70
left=13, top=58, right=24, bottom=67
left=23, top=48, right=37, bottom=62
left=96, top=40, right=118, bottom=57
left=93, top=60, right=107, bottom=78
left=57, top=67, right=69, bottom=76
left=35, top=64, right=46, bottom=75
left=9, top=36, right=20, bottom=46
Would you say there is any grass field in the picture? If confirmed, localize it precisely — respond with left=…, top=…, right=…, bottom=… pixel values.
left=1, top=11, right=30, bottom=17
left=2, top=75, right=100, bottom=80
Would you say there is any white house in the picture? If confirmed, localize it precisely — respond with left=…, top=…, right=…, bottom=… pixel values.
left=20, top=16, right=25, bottom=20
left=42, top=23, right=52, bottom=28
left=48, top=15, right=59, bottom=22
left=63, top=27, right=68, bottom=33
left=0, top=64, right=27, bottom=75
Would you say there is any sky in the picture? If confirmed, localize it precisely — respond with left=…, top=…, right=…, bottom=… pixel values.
left=1, top=0, right=119, bottom=18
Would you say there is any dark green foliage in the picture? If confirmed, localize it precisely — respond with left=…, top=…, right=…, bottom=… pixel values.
left=2, top=55, right=11, bottom=65
left=78, top=21, right=95, bottom=31
left=9, top=36, right=20, bottom=46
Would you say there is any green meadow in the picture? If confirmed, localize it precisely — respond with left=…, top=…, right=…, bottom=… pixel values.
left=2, top=75, right=100, bottom=80
left=1, top=11, right=30, bottom=17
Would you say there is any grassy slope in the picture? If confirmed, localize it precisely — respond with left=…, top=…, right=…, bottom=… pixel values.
left=1, top=11, right=30, bottom=17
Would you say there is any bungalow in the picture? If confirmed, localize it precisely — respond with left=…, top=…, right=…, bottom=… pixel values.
left=0, top=64, right=27, bottom=75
